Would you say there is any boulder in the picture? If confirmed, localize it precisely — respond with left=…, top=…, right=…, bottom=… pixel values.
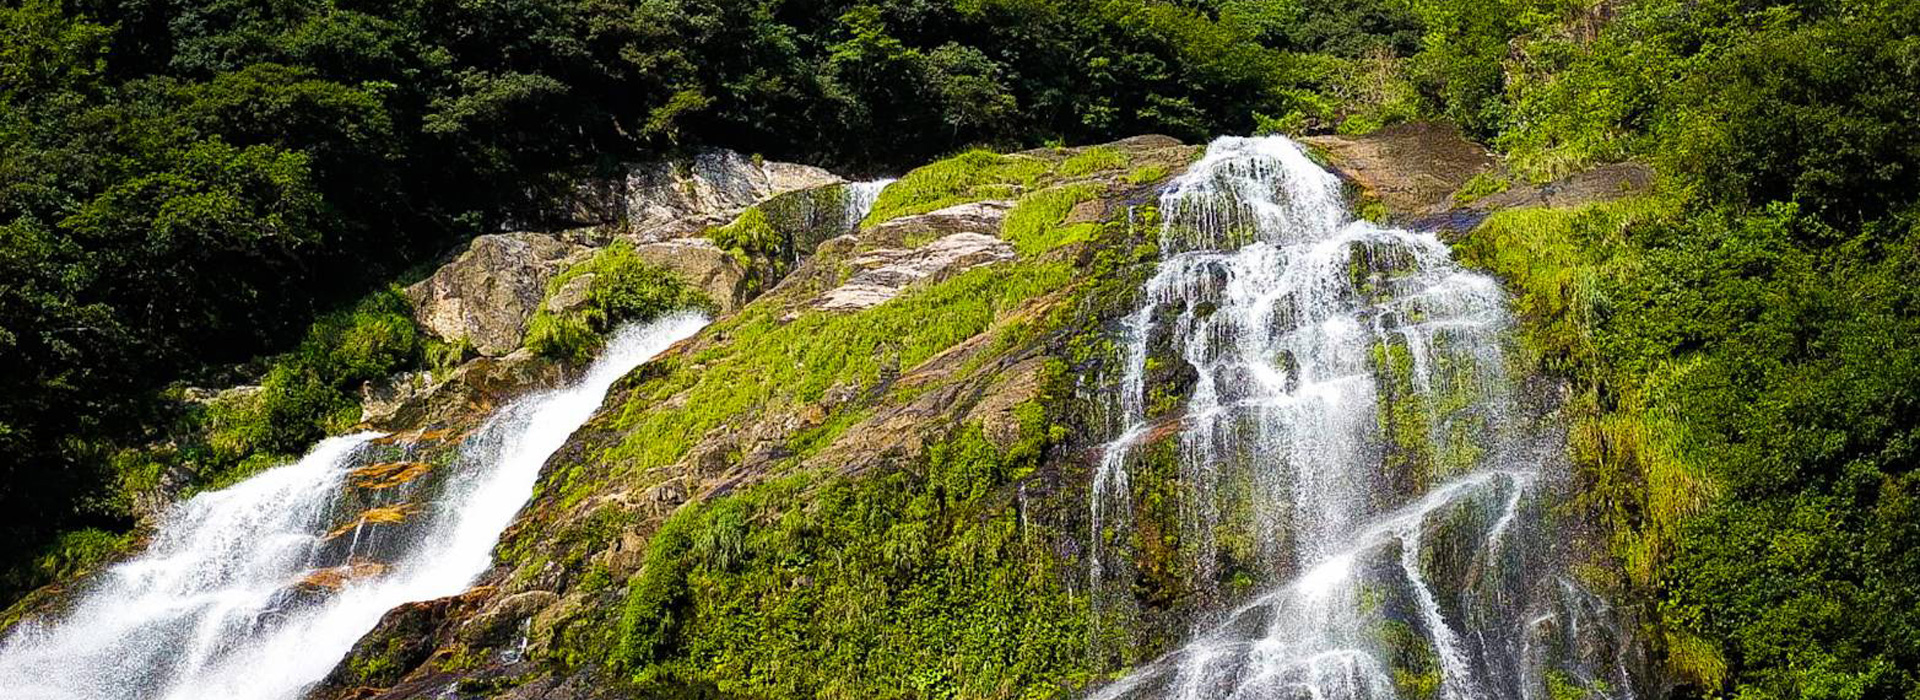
left=812, top=201, right=1017, bottom=312
left=1303, top=122, right=1500, bottom=216
left=405, top=233, right=590, bottom=356
left=630, top=238, right=754, bottom=313
left=559, top=150, right=842, bottom=239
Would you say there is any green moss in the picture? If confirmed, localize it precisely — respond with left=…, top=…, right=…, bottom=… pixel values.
left=1059, top=147, right=1129, bottom=178
left=1544, top=669, right=1611, bottom=700
left=1002, top=183, right=1104, bottom=256
left=1125, top=165, right=1170, bottom=185
left=1372, top=341, right=1436, bottom=490
left=29, top=529, right=135, bottom=582
left=586, top=256, right=1072, bottom=496
left=525, top=241, right=711, bottom=362
left=863, top=149, right=1054, bottom=226
left=1451, top=171, right=1511, bottom=206
left=708, top=206, right=780, bottom=266
left=602, top=418, right=1091, bottom=698
left=1379, top=618, right=1441, bottom=700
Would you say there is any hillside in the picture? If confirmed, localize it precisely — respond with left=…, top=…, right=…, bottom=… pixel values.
left=4, top=1, right=1920, bottom=699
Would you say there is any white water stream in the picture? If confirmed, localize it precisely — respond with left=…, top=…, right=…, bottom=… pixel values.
left=1089, top=137, right=1629, bottom=700
left=0, top=313, right=707, bottom=700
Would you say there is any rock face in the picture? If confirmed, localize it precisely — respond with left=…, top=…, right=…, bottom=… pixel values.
left=1303, top=121, right=1500, bottom=215
left=630, top=238, right=754, bottom=312
left=1464, top=161, right=1655, bottom=211
left=813, top=201, right=1017, bottom=311
left=404, top=233, right=589, bottom=356
left=406, top=151, right=840, bottom=360
left=1304, top=121, right=1655, bottom=227
left=562, top=149, right=842, bottom=239
left=302, top=136, right=1206, bottom=700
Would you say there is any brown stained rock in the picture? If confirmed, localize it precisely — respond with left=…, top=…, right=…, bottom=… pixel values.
left=298, top=561, right=389, bottom=591
left=405, top=233, right=591, bottom=356
left=457, top=590, right=559, bottom=647
left=966, top=356, right=1045, bottom=449
left=324, top=504, right=418, bottom=540
left=348, top=461, right=435, bottom=490
left=1303, top=122, right=1501, bottom=216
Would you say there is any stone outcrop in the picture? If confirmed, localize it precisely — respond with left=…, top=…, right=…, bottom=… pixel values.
left=630, top=238, right=754, bottom=312
left=1462, top=162, right=1654, bottom=211
left=404, top=233, right=590, bottom=357
left=561, top=150, right=842, bottom=239
left=1303, top=121, right=1501, bottom=215
left=812, top=201, right=1017, bottom=312
left=1304, top=121, right=1655, bottom=227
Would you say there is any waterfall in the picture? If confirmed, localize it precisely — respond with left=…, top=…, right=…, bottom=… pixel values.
left=845, top=178, right=896, bottom=230
left=1089, top=137, right=1629, bottom=700
left=0, top=313, right=707, bottom=700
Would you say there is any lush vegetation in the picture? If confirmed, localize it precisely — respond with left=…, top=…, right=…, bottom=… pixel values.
left=1452, top=1, right=1920, bottom=695
left=525, top=242, right=711, bottom=362
left=0, top=0, right=1363, bottom=601
left=4, top=0, right=1919, bottom=697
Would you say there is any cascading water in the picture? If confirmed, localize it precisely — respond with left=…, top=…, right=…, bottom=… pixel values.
left=845, top=178, right=896, bottom=229
left=1088, top=137, right=1630, bottom=700
left=0, top=313, right=707, bottom=700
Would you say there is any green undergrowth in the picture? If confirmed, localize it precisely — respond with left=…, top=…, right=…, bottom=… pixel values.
left=190, top=288, right=422, bottom=489
left=525, top=242, right=712, bottom=362
left=1460, top=193, right=1920, bottom=696
left=541, top=254, right=1072, bottom=508
left=1457, top=196, right=1708, bottom=582
left=709, top=185, right=856, bottom=287
left=1057, top=146, right=1128, bottom=178
left=1002, top=183, right=1104, bottom=256
left=596, top=416, right=1091, bottom=699
left=862, top=149, right=1054, bottom=226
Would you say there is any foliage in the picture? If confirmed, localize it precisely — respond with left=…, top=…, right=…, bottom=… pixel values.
left=1465, top=193, right=1920, bottom=697
left=526, top=243, right=710, bottom=362
left=606, top=418, right=1089, bottom=699
left=199, top=288, right=421, bottom=481
left=863, top=149, right=1053, bottom=225
left=0, top=0, right=1327, bottom=602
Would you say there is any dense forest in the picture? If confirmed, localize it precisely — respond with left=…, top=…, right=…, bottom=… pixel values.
left=3, top=0, right=1918, bottom=697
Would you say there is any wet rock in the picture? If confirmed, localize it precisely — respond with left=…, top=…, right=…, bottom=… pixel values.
left=458, top=591, right=559, bottom=647
left=405, top=233, right=591, bottom=356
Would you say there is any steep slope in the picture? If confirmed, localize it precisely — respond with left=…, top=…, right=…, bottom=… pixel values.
left=307, top=134, right=1643, bottom=700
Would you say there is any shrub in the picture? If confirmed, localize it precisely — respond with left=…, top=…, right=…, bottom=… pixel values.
left=525, top=243, right=710, bottom=361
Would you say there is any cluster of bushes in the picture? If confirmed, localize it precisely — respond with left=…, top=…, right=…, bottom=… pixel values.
left=1454, top=0, right=1920, bottom=695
